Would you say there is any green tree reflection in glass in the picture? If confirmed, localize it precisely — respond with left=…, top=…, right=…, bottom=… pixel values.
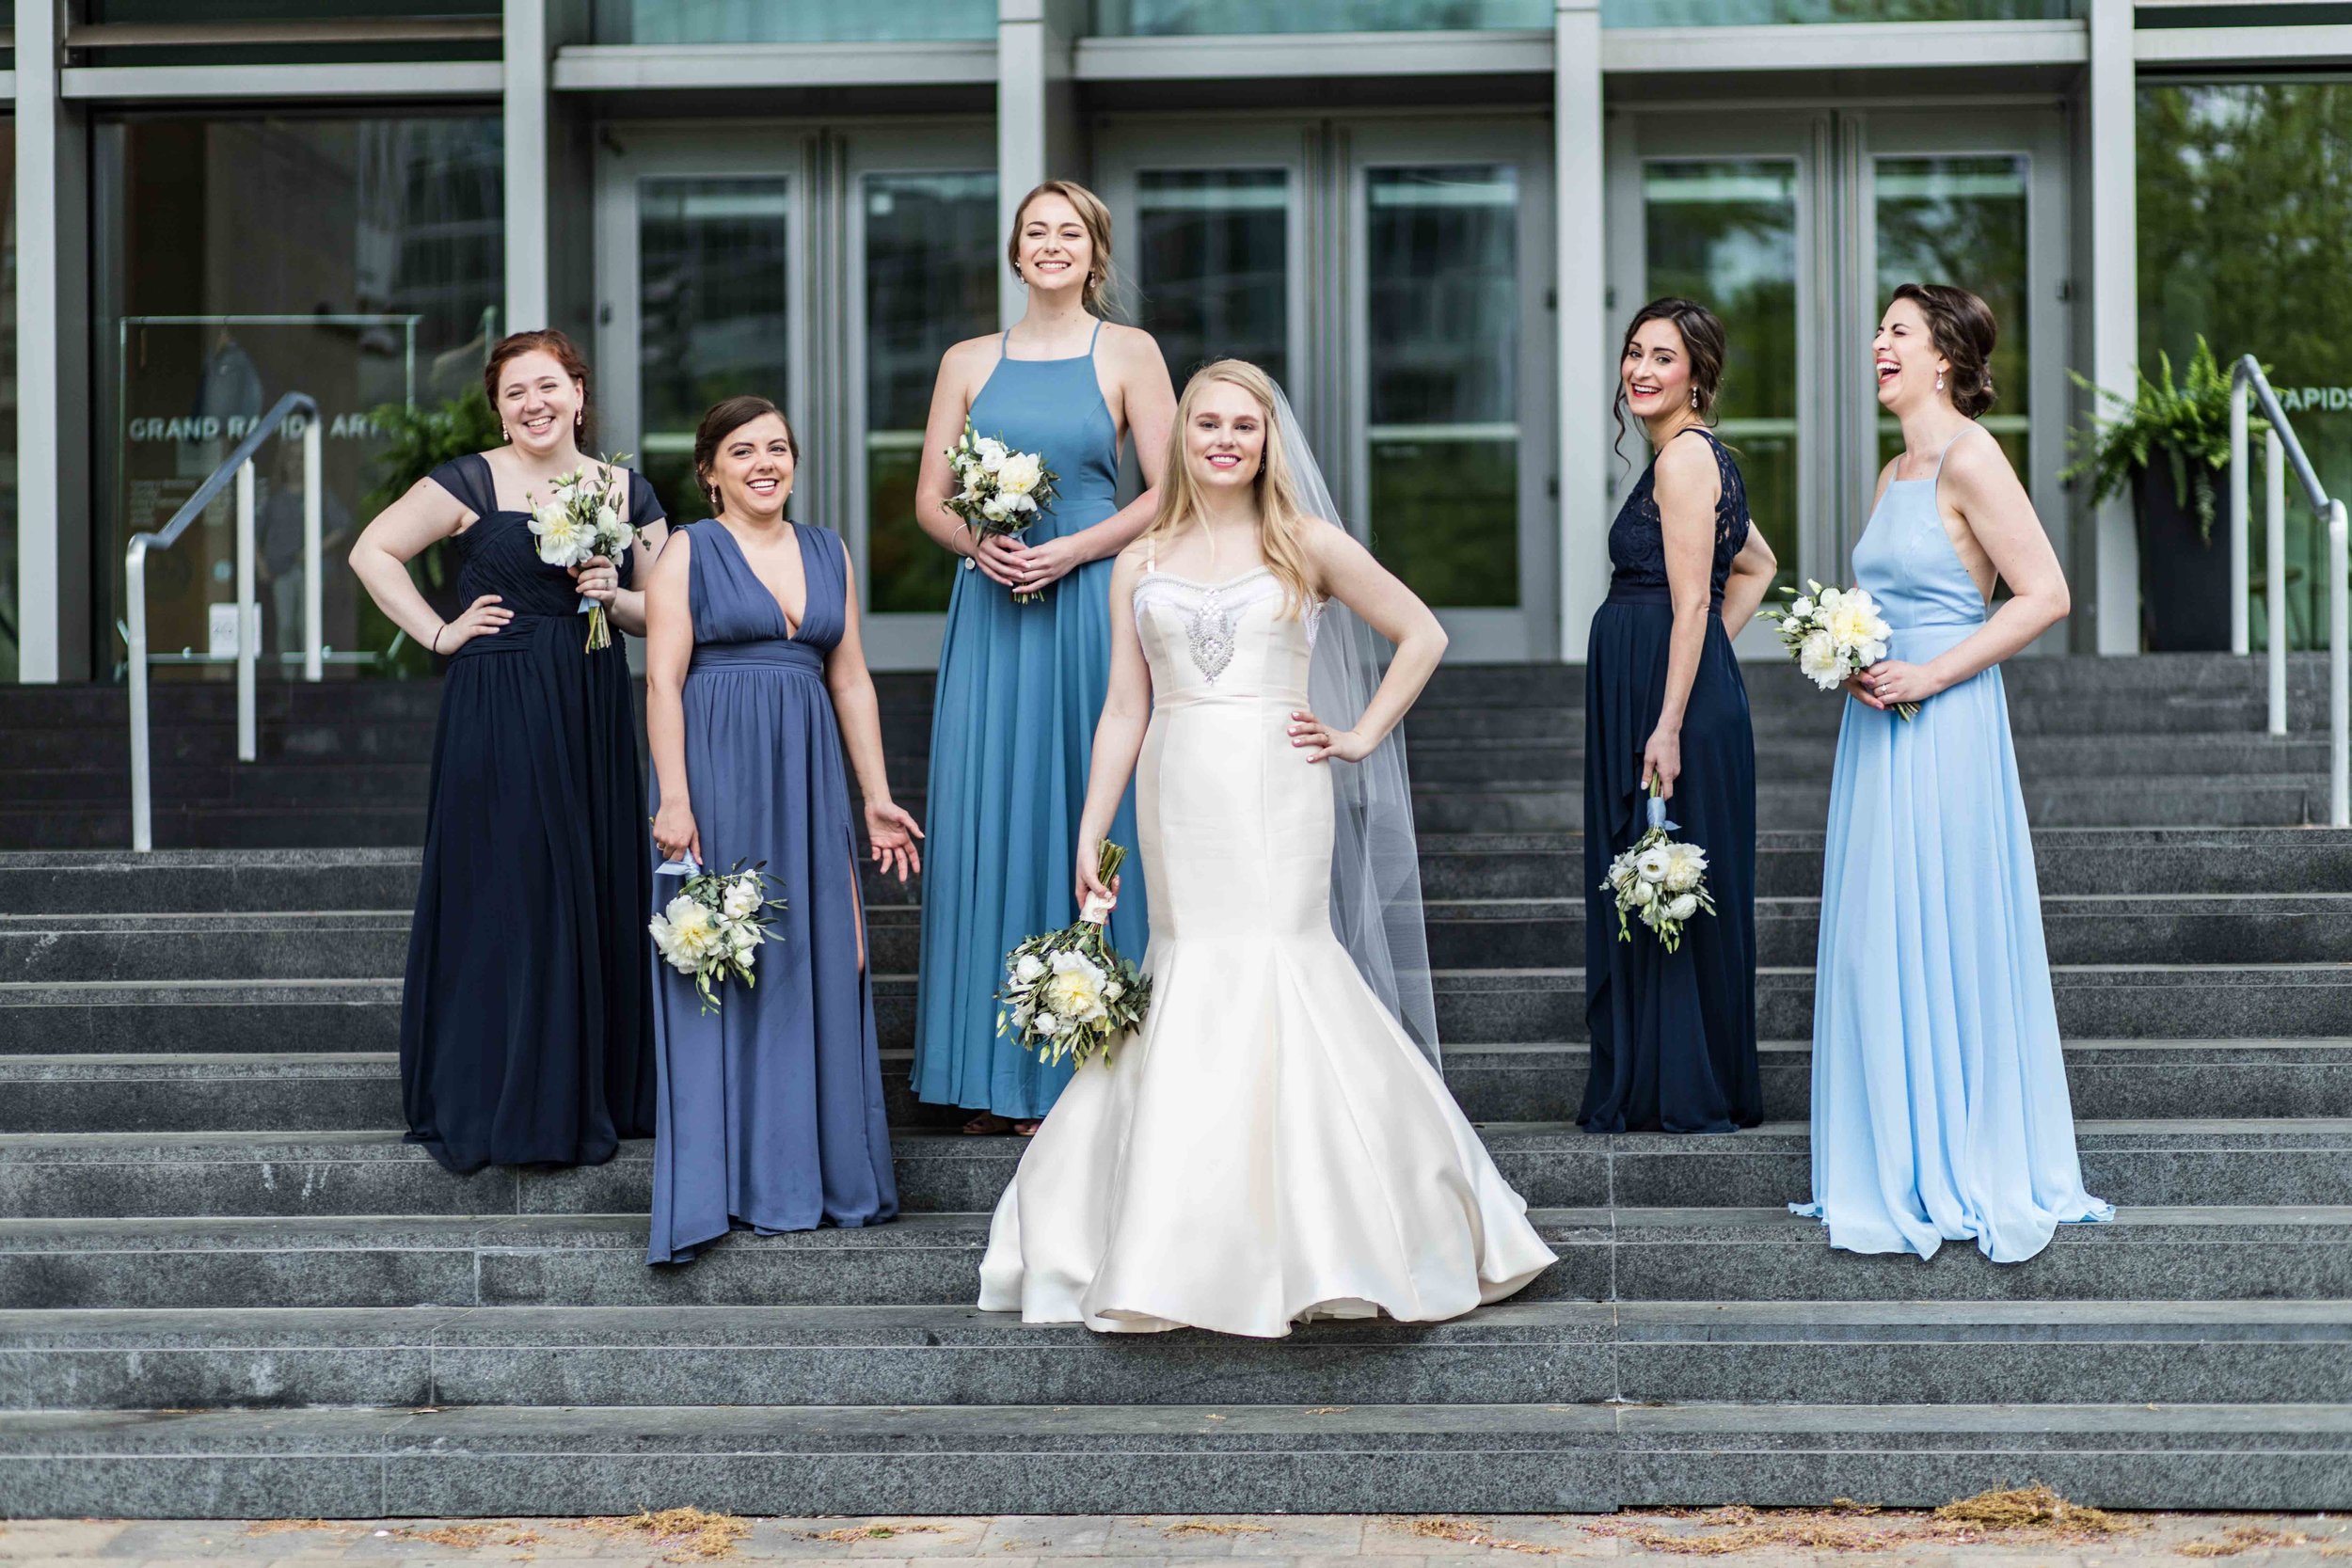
left=2139, top=83, right=2352, bottom=653
left=1643, top=159, right=1799, bottom=593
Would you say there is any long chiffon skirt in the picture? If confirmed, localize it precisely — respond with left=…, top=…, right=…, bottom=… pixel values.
left=1579, top=595, right=1760, bottom=1134
left=1794, top=624, right=2112, bottom=1262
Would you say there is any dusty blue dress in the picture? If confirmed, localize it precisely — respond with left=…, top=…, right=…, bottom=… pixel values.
left=1794, top=428, right=2111, bottom=1262
left=1579, top=427, right=1760, bottom=1135
left=646, top=520, right=898, bottom=1263
left=910, top=321, right=1149, bottom=1121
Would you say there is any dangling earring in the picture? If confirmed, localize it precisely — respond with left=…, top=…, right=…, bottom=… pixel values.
left=706, top=484, right=720, bottom=515
left=1690, top=390, right=1699, bottom=410
left=575, top=410, right=584, bottom=433
left=501, top=422, right=510, bottom=443
left=1935, top=371, right=1946, bottom=392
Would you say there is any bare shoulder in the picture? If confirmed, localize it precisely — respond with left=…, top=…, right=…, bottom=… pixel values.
left=1100, top=322, right=1168, bottom=381
left=1296, top=516, right=1371, bottom=583
left=936, top=333, right=999, bottom=388
left=1651, top=431, right=1722, bottom=500
left=647, top=524, right=693, bottom=582
left=1941, top=424, right=2019, bottom=495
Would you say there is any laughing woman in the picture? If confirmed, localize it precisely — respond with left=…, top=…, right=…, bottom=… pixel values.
left=1580, top=299, right=1778, bottom=1136
left=1794, top=284, right=2109, bottom=1262
left=642, top=396, right=922, bottom=1261
left=349, top=328, right=664, bottom=1174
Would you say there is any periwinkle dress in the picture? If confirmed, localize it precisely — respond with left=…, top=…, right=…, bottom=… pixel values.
left=1794, top=428, right=2111, bottom=1262
left=910, top=321, right=1149, bottom=1121
left=1580, top=427, right=1761, bottom=1135
left=646, top=521, right=898, bottom=1263
left=401, top=452, right=661, bottom=1175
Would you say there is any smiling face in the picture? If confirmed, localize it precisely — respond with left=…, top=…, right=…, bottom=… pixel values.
left=706, top=412, right=796, bottom=520
left=1873, top=295, right=1948, bottom=413
left=1015, top=192, right=1094, bottom=298
left=495, top=349, right=583, bottom=456
left=1622, top=318, right=1696, bottom=425
left=1183, top=377, right=1269, bottom=498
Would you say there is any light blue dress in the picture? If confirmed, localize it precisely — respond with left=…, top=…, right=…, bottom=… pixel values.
left=646, top=521, right=898, bottom=1263
left=911, top=322, right=1149, bottom=1120
left=1793, top=427, right=2112, bottom=1263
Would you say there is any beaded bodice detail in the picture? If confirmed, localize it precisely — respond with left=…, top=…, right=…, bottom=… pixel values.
left=1132, top=568, right=1320, bottom=700
left=1607, top=428, right=1751, bottom=606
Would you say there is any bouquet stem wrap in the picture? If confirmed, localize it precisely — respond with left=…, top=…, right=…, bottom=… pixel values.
left=998, top=840, right=1150, bottom=1069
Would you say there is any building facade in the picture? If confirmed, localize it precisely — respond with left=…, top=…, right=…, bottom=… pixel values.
left=3, top=0, right=2345, bottom=681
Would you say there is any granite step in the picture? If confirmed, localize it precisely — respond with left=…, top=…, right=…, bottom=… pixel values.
left=15, top=1036, right=2350, bottom=1136
left=5, top=1119, right=2347, bottom=1221
left=13, top=888, right=2345, bottom=984
left=8, top=1206, right=2352, bottom=1311
left=8, top=961, right=2346, bottom=1055
left=5, top=1300, right=2347, bottom=1413
left=5, top=828, right=2344, bottom=917
left=0, top=1400, right=2345, bottom=1517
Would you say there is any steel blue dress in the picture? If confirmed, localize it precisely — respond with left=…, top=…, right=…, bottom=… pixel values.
left=1794, top=428, right=2111, bottom=1262
left=402, top=453, right=661, bottom=1174
left=911, top=321, right=1149, bottom=1121
left=646, top=521, right=898, bottom=1263
left=1580, top=427, right=1760, bottom=1135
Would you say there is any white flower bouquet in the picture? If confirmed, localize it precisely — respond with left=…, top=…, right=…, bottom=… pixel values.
left=527, top=454, right=638, bottom=651
left=648, top=860, right=784, bottom=1015
left=944, top=418, right=1059, bottom=604
left=1601, top=786, right=1716, bottom=955
left=1760, top=578, right=1917, bottom=720
left=998, top=842, right=1151, bottom=1069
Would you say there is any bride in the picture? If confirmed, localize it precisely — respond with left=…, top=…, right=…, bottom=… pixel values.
left=976, top=359, right=1558, bottom=1337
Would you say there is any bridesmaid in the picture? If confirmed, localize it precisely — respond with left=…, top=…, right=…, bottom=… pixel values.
left=908, top=180, right=1177, bottom=1135
left=642, top=396, right=921, bottom=1261
left=348, top=328, right=664, bottom=1172
left=1580, top=299, right=1778, bottom=1136
left=1795, top=283, right=2110, bottom=1262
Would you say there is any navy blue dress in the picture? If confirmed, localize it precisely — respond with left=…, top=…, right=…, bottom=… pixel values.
left=646, top=521, right=898, bottom=1263
left=402, top=452, right=662, bottom=1173
left=1579, top=427, right=1760, bottom=1134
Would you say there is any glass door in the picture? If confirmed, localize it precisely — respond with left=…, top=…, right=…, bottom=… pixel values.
left=1608, top=107, right=2068, bottom=652
left=1100, top=116, right=1556, bottom=660
left=597, top=124, right=995, bottom=670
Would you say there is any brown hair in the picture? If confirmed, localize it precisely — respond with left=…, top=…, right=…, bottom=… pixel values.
left=1146, top=360, right=1316, bottom=619
left=485, top=328, right=594, bottom=441
left=692, top=395, right=798, bottom=517
left=1613, top=297, right=1727, bottom=468
left=1008, top=180, right=1118, bottom=319
left=1890, top=282, right=1997, bottom=418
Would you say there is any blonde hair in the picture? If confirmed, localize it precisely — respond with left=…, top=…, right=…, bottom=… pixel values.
left=1008, top=180, right=1118, bottom=319
left=1147, top=359, right=1319, bottom=619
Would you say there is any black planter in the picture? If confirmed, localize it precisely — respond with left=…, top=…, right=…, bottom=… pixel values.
left=2136, top=458, right=2235, bottom=653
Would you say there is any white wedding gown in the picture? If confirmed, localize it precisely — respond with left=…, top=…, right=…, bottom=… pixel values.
left=976, top=566, right=1558, bottom=1338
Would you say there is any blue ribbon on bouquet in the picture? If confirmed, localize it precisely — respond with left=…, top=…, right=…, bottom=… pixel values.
left=655, top=850, right=702, bottom=878
left=1646, top=792, right=1677, bottom=833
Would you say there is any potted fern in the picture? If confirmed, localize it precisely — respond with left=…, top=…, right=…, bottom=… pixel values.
left=2064, top=337, right=2265, bottom=652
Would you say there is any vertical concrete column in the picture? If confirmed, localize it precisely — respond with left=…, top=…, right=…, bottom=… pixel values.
left=15, top=0, right=90, bottom=682
left=998, top=0, right=1085, bottom=328
left=1556, top=0, right=1609, bottom=659
left=504, top=0, right=552, bottom=334
left=2087, top=0, right=2139, bottom=654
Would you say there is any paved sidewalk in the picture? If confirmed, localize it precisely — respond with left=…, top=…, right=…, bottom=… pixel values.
left=5, top=1506, right=2350, bottom=1568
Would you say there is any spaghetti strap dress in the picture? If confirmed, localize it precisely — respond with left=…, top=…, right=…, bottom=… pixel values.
left=401, top=451, right=662, bottom=1174
left=1794, top=427, right=2111, bottom=1262
left=1579, top=427, right=1761, bottom=1135
left=910, top=321, right=1149, bottom=1122
left=646, top=521, right=898, bottom=1263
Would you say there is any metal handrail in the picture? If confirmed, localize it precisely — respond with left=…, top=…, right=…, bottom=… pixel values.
left=2229, top=356, right=2350, bottom=828
left=126, top=391, right=323, bottom=852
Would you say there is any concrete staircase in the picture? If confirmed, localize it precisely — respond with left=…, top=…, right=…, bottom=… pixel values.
left=1, top=654, right=2349, bottom=1514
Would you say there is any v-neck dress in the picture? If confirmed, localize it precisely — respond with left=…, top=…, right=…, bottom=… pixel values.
left=645, top=520, right=898, bottom=1263
left=401, top=451, right=662, bottom=1174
